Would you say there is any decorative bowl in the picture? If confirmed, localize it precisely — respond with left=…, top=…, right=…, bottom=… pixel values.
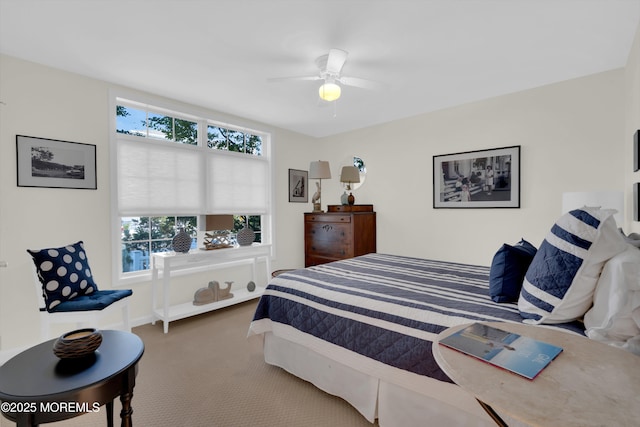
left=53, top=328, right=103, bottom=359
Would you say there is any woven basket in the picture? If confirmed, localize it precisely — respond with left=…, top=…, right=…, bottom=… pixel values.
left=53, top=328, right=103, bottom=359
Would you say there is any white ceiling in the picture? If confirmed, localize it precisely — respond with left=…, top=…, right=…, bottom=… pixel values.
left=1, top=0, right=639, bottom=138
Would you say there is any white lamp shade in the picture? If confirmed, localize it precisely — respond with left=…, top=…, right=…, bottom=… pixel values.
left=309, top=161, right=331, bottom=179
left=562, top=191, right=624, bottom=225
left=340, top=166, right=360, bottom=184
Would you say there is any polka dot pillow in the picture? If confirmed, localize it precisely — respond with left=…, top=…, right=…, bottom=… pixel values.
left=28, top=241, right=98, bottom=312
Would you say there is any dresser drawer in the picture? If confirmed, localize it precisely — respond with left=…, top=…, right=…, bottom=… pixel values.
left=305, top=223, right=352, bottom=256
left=305, top=213, right=351, bottom=223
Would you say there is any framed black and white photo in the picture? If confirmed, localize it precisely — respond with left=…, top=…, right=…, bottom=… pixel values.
left=288, top=169, right=308, bottom=202
left=433, top=145, right=520, bottom=208
left=16, top=135, right=97, bottom=189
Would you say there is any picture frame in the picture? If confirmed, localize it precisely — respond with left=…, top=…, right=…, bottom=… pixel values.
left=16, top=135, right=97, bottom=189
left=634, top=182, right=639, bottom=222
left=634, top=130, right=639, bottom=172
left=433, top=145, right=520, bottom=209
left=288, top=169, right=308, bottom=202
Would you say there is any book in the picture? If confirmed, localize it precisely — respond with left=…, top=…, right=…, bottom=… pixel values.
left=438, top=323, right=563, bottom=380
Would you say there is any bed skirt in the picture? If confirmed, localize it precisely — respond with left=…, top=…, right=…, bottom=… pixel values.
left=260, top=331, right=497, bottom=426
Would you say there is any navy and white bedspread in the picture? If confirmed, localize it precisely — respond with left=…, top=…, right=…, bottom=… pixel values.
left=249, top=253, right=584, bottom=383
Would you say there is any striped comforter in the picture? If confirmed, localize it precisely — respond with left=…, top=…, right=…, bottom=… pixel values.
left=249, top=253, right=584, bottom=382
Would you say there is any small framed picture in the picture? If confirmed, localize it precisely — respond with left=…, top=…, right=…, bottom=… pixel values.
left=288, top=169, right=308, bottom=202
left=634, top=130, right=639, bottom=172
left=433, top=145, right=521, bottom=208
left=635, top=182, right=639, bottom=222
left=17, top=135, right=97, bottom=189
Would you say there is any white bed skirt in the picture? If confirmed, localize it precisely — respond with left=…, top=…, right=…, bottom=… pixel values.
left=261, top=331, right=498, bottom=426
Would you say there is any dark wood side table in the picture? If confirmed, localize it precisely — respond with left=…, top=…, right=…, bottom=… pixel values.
left=0, top=330, right=144, bottom=427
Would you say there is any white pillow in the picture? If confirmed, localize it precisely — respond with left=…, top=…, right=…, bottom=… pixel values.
left=518, top=207, right=628, bottom=324
left=584, top=245, right=640, bottom=355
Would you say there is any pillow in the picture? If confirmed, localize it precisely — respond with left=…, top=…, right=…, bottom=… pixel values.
left=518, top=207, right=628, bottom=324
left=584, top=245, right=640, bottom=355
left=27, top=241, right=98, bottom=312
left=489, top=239, right=537, bottom=303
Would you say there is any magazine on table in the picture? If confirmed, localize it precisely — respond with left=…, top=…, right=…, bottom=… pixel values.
left=439, top=322, right=563, bottom=380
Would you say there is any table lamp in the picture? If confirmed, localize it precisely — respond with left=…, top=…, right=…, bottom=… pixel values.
left=340, top=166, right=361, bottom=205
left=309, top=160, right=331, bottom=212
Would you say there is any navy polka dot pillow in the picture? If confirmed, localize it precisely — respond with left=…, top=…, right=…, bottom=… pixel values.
left=27, top=241, right=98, bottom=312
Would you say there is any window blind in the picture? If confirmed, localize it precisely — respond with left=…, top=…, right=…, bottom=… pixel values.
left=206, top=152, right=269, bottom=214
left=117, top=139, right=269, bottom=216
left=117, top=139, right=205, bottom=215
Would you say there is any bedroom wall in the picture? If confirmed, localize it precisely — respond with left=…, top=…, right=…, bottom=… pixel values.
left=0, top=55, right=317, bottom=351
left=319, top=69, right=626, bottom=266
left=625, top=20, right=640, bottom=234
left=0, top=46, right=633, bottom=352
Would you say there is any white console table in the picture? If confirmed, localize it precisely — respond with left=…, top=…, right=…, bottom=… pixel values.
left=151, top=244, right=271, bottom=333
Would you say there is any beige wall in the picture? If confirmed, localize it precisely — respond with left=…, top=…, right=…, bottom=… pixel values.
left=625, top=20, right=640, bottom=234
left=0, top=55, right=317, bottom=350
left=0, top=28, right=637, bottom=351
left=319, top=69, right=626, bottom=265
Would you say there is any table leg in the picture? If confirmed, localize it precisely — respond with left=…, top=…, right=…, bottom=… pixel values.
left=120, top=391, right=134, bottom=427
left=106, top=400, right=114, bottom=427
left=476, top=399, right=508, bottom=427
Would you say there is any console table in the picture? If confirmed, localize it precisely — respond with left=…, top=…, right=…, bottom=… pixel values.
left=433, top=322, right=640, bottom=427
left=0, top=330, right=144, bottom=427
left=151, top=244, right=271, bottom=333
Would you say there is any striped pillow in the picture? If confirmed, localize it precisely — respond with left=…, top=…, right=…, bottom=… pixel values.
left=518, top=207, right=627, bottom=324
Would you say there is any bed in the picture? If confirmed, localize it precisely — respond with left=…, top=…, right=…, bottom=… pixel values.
left=248, top=206, right=638, bottom=426
left=247, top=253, right=584, bottom=426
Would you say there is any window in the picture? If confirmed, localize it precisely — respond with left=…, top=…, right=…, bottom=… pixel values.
left=121, top=216, right=197, bottom=273
left=112, top=96, right=272, bottom=280
left=116, top=105, right=198, bottom=144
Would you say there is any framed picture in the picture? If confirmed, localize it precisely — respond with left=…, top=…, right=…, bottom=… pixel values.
left=433, top=145, right=521, bottom=208
left=634, top=130, right=639, bottom=172
left=16, top=135, right=97, bottom=189
left=288, top=169, right=308, bottom=202
left=634, top=182, right=639, bottom=222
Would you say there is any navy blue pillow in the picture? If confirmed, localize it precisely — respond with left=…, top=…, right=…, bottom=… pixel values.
left=489, top=239, right=537, bottom=303
left=27, top=241, right=98, bottom=312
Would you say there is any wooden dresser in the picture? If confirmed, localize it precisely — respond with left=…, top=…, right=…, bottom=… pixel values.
left=304, top=205, right=376, bottom=267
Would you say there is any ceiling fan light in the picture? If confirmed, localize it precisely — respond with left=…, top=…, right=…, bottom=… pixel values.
left=319, top=82, right=341, bottom=102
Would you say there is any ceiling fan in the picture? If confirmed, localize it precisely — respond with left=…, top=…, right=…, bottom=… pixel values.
left=268, top=48, right=381, bottom=102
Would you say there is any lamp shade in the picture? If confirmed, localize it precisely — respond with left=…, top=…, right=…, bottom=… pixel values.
left=205, top=214, right=234, bottom=231
left=562, top=191, right=624, bottom=225
left=340, top=166, right=360, bottom=184
left=309, top=161, right=331, bottom=179
left=318, top=82, right=341, bottom=102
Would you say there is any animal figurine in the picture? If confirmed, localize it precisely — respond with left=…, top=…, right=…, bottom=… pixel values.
left=193, top=280, right=234, bottom=305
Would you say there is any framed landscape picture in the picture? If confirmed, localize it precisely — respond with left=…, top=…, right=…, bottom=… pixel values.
left=288, top=168, right=308, bottom=202
left=433, top=145, right=520, bottom=209
left=16, top=135, right=97, bottom=189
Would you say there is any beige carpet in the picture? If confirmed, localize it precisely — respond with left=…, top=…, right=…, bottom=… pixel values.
left=1, top=301, right=377, bottom=427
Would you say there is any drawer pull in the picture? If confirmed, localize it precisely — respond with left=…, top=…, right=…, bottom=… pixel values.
left=321, top=225, right=333, bottom=232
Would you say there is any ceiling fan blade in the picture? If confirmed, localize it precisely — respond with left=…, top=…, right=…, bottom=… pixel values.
left=338, top=76, right=384, bottom=90
left=326, top=49, right=348, bottom=74
left=267, top=75, right=321, bottom=83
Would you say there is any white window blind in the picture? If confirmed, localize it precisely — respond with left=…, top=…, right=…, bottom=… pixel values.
left=117, top=139, right=205, bottom=215
left=206, top=152, right=269, bottom=214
